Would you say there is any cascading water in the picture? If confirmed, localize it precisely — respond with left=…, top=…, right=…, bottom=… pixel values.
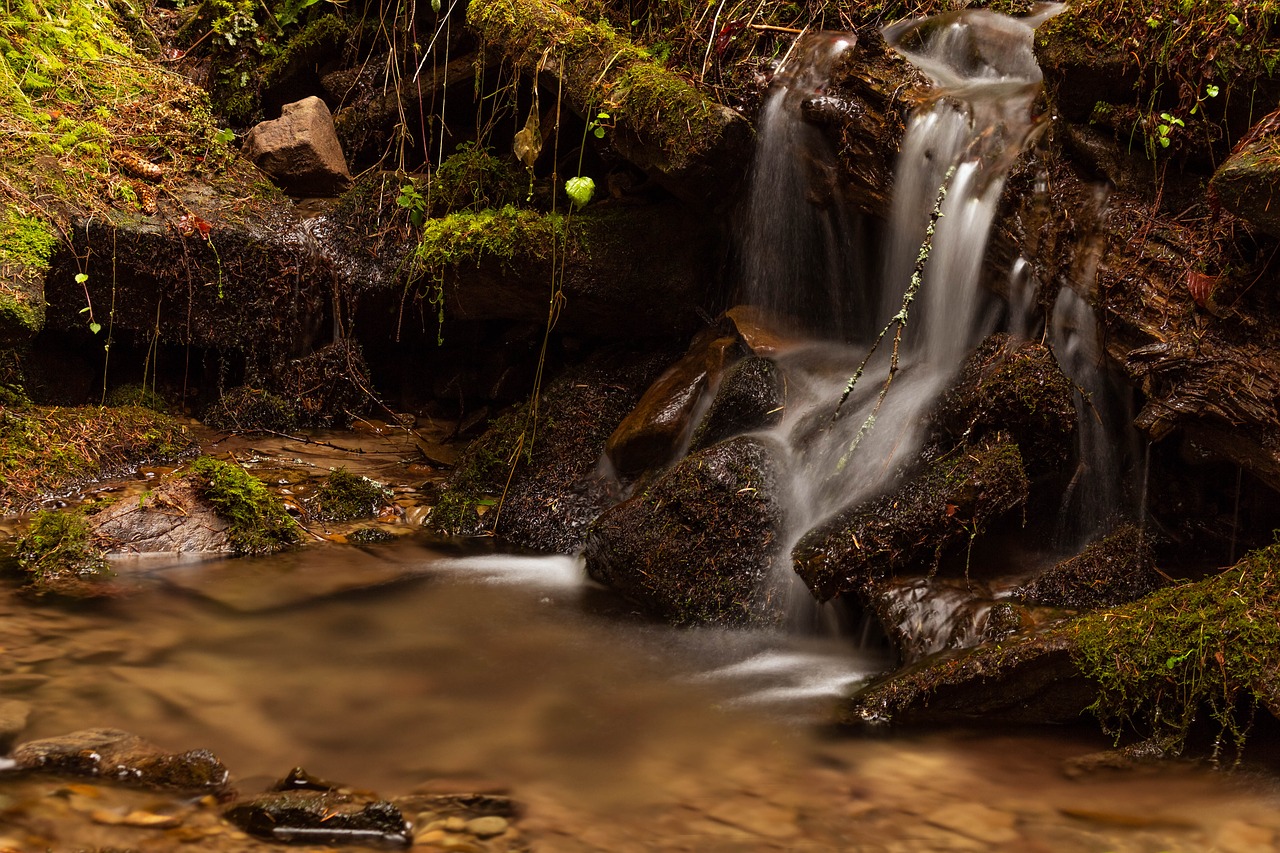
left=740, top=33, right=866, bottom=339
left=742, top=5, right=1066, bottom=631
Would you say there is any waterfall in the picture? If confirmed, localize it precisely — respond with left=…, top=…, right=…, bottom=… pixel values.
left=739, top=33, right=865, bottom=339
left=739, top=5, right=1066, bottom=628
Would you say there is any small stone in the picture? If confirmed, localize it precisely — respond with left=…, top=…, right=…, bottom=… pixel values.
left=415, top=829, right=447, bottom=845
left=465, top=815, right=508, bottom=837
left=13, top=728, right=229, bottom=792
left=443, top=816, right=468, bottom=832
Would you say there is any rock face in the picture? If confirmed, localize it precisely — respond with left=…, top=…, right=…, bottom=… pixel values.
left=244, top=96, right=352, bottom=196
left=91, top=480, right=232, bottom=554
left=584, top=435, right=787, bottom=625
left=12, top=728, right=229, bottom=792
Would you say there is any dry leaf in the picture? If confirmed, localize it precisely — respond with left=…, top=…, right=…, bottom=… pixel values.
left=512, top=107, right=542, bottom=170
left=91, top=809, right=183, bottom=828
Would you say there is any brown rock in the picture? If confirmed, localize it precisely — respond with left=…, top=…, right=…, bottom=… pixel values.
left=605, top=326, right=745, bottom=477
left=244, top=96, right=352, bottom=196
left=12, top=728, right=229, bottom=792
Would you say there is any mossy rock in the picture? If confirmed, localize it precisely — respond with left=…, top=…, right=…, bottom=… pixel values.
left=0, top=208, right=55, bottom=346
left=793, top=437, right=1030, bottom=603
left=1067, top=542, right=1280, bottom=756
left=1017, top=524, right=1164, bottom=610
left=933, top=334, right=1076, bottom=476
left=584, top=435, right=787, bottom=626
left=310, top=469, right=391, bottom=522
left=12, top=509, right=111, bottom=597
left=1210, top=108, right=1280, bottom=237
left=429, top=348, right=675, bottom=551
left=187, top=455, right=300, bottom=555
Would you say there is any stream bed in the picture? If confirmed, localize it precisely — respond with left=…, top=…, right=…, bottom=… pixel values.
left=0, top=535, right=1278, bottom=851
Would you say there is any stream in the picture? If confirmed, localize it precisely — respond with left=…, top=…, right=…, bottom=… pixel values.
left=1, top=529, right=1280, bottom=851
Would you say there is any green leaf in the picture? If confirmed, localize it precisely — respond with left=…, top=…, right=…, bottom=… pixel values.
left=75, top=272, right=88, bottom=284
left=593, top=126, right=606, bottom=139
left=1205, top=84, right=1220, bottom=98
left=88, top=321, right=101, bottom=334
left=565, top=176, right=595, bottom=209
left=432, top=0, right=442, bottom=11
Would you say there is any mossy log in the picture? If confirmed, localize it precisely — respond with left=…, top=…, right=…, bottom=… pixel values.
left=465, top=0, right=750, bottom=205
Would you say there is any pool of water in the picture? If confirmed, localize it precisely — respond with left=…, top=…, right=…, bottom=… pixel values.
left=1, top=539, right=1279, bottom=851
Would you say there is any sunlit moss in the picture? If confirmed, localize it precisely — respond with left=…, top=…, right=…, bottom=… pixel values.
left=188, top=455, right=300, bottom=555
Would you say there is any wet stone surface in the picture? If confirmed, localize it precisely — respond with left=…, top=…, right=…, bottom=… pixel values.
left=11, top=728, right=230, bottom=792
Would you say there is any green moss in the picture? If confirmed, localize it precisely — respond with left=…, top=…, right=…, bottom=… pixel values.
left=0, top=405, right=194, bottom=513
left=428, top=143, right=524, bottom=214
left=188, top=455, right=300, bottom=555
left=262, top=13, right=349, bottom=89
left=13, top=508, right=110, bottom=588
left=311, top=468, right=392, bottom=522
left=1068, top=543, right=1280, bottom=757
left=105, top=383, right=170, bottom=412
left=412, top=205, right=564, bottom=273
left=467, top=0, right=735, bottom=160
left=0, top=208, right=55, bottom=340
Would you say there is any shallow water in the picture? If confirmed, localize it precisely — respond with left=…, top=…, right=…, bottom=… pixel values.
left=2, top=540, right=1280, bottom=851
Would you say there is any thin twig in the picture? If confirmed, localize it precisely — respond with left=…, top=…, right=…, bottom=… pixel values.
left=834, top=164, right=956, bottom=472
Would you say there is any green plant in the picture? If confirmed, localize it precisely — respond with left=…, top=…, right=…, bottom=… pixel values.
left=310, top=468, right=392, bottom=522
left=397, top=181, right=427, bottom=227
left=565, top=175, right=595, bottom=209
left=1155, top=111, right=1184, bottom=149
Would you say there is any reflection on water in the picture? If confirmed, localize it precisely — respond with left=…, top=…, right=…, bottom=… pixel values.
left=2, top=540, right=1280, bottom=850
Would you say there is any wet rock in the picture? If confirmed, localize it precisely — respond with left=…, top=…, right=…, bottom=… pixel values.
left=0, top=699, right=31, bottom=752
left=224, top=789, right=410, bottom=846
left=869, top=576, right=996, bottom=665
left=584, top=435, right=787, bottom=625
left=689, top=356, right=785, bottom=453
left=1209, top=107, right=1280, bottom=237
left=1061, top=738, right=1179, bottom=779
left=605, top=326, right=746, bottom=477
left=982, top=601, right=1032, bottom=642
left=840, top=632, right=1095, bottom=727
left=1017, top=524, right=1164, bottom=610
left=244, top=96, right=352, bottom=197
left=722, top=305, right=803, bottom=356
left=793, top=437, right=1030, bottom=602
left=428, top=349, right=673, bottom=551
left=933, top=334, right=1076, bottom=475
left=275, top=338, right=375, bottom=427
left=12, top=728, right=229, bottom=792
left=90, top=480, right=232, bottom=555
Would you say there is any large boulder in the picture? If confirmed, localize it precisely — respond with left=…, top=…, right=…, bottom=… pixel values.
left=244, top=96, right=352, bottom=197
left=583, top=435, right=787, bottom=625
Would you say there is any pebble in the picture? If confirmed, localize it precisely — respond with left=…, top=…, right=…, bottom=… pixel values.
left=443, top=816, right=468, bottom=832
left=466, top=815, right=508, bottom=837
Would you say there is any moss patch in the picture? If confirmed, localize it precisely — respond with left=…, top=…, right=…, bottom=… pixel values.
left=12, top=509, right=110, bottom=592
left=1067, top=543, right=1280, bottom=756
left=310, top=468, right=391, bottom=522
left=203, top=387, right=299, bottom=433
left=0, top=405, right=194, bottom=512
left=187, top=455, right=300, bottom=555
left=0, top=207, right=55, bottom=342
